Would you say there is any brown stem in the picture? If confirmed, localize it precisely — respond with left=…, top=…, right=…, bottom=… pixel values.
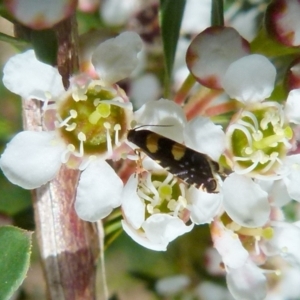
left=17, top=13, right=100, bottom=299
left=23, top=99, right=99, bottom=300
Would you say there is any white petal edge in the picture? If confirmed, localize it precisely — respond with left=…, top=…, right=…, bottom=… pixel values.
left=75, top=159, right=123, bottom=221
left=121, top=174, right=145, bottom=229
left=223, top=54, right=276, bottom=104
left=121, top=220, right=168, bottom=251
left=226, top=261, right=267, bottom=300
left=187, top=187, right=222, bottom=224
left=133, top=99, right=187, bottom=143
left=211, top=220, right=248, bottom=269
left=3, top=50, right=64, bottom=101
left=155, top=275, right=190, bottom=296
left=268, top=222, right=300, bottom=268
left=184, top=116, right=226, bottom=161
left=92, top=31, right=143, bottom=85
left=285, top=89, right=300, bottom=124
left=282, top=154, right=300, bottom=201
left=142, top=214, right=194, bottom=244
left=187, top=27, right=250, bottom=89
left=5, top=0, right=76, bottom=29
left=0, top=131, right=65, bottom=189
left=222, top=173, right=270, bottom=227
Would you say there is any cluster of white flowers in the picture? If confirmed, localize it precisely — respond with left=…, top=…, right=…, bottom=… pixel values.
left=2, top=15, right=300, bottom=298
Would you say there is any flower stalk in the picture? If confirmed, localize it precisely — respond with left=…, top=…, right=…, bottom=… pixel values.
left=18, top=17, right=100, bottom=299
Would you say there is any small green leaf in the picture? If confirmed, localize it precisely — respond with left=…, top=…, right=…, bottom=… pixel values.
left=0, top=226, right=32, bottom=300
left=159, top=0, right=186, bottom=97
left=31, top=29, right=58, bottom=65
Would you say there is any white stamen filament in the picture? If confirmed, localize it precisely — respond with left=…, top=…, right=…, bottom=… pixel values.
left=79, top=155, right=97, bottom=171
left=60, top=144, right=76, bottom=163
left=234, top=159, right=259, bottom=175
left=241, top=111, right=259, bottom=129
left=104, top=122, right=113, bottom=156
left=146, top=175, right=160, bottom=205
left=77, top=132, right=86, bottom=157
left=58, top=110, right=78, bottom=128
left=237, top=119, right=257, bottom=133
left=162, top=172, right=174, bottom=185
left=228, top=124, right=253, bottom=147
left=137, top=188, right=153, bottom=202
left=114, top=124, right=121, bottom=146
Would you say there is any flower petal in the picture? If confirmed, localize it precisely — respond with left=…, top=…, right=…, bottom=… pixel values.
left=155, top=275, right=190, bottom=296
left=222, top=173, right=270, bottom=227
left=266, top=0, right=300, bottom=47
left=129, top=73, right=161, bottom=109
left=3, top=50, right=64, bottom=101
left=92, top=31, right=143, bottom=85
left=223, top=54, right=276, bottom=104
left=4, top=0, right=76, bottom=29
left=226, top=261, right=267, bottom=300
left=101, top=0, right=140, bottom=27
left=281, top=154, right=300, bottom=201
left=133, top=99, right=187, bottom=143
left=143, top=214, right=193, bottom=244
left=186, top=26, right=250, bottom=89
left=0, top=131, right=64, bottom=189
left=211, top=220, right=248, bottom=269
left=121, top=220, right=168, bottom=251
left=285, top=89, right=300, bottom=124
left=75, top=159, right=123, bottom=221
left=257, top=179, right=291, bottom=207
left=187, top=187, right=222, bottom=224
left=121, top=174, right=145, bottom=228
left=266, top=222, right=300, bottom=268
left=183, top=116, right=226, bottom=161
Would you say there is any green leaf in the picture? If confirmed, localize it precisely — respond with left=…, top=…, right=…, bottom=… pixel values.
left=31, top=29, right=58, bottom=65
left=159, top=0, right=186, bottom=97
left=0, top=226, right=32, bottom=299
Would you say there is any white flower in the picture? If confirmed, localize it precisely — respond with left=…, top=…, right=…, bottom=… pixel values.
left=3, top=0, right=77, bottom=29
left=1, top=31, right=143, bottom=220
left=155, top=275, right=190, bottom=296
left=211, top=219, right=268, bottom=300
left=226, top=260, right=267, bottom=300
left=121, top=99, right=225, bottom=250
left=263, top=221, right=300, bottom=268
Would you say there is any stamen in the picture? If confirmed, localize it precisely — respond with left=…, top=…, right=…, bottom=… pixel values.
left=137, top=189, right=153, bottom=202
left=77, top=132, right=86, bottom=157
left=79, top=155, right=97, bottom=171
left=260, top=154, right=279, bottom=173
left=65, top=123, right=77, bottom=131
left=234, top=158, right=259, bottom=174
left=114, top=124, right=121, bottom=146
left=146, top=175, right=160, bottom=204
left=61, top=144, right=76, bottom=163
left=237, top=119, right=257, bottom=133
left=104, top=122, right=113, bottom=156
left=72, top=85, right=88, bottom=102
left=58, top=110, right=78, bottom=128
left=42, top=91, right=52, bottom=110
left=162, top=172, right=174, bottom=185
left=241, top=111, right=259, bottom=129
left=228, top=124, right=253, bottom=147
